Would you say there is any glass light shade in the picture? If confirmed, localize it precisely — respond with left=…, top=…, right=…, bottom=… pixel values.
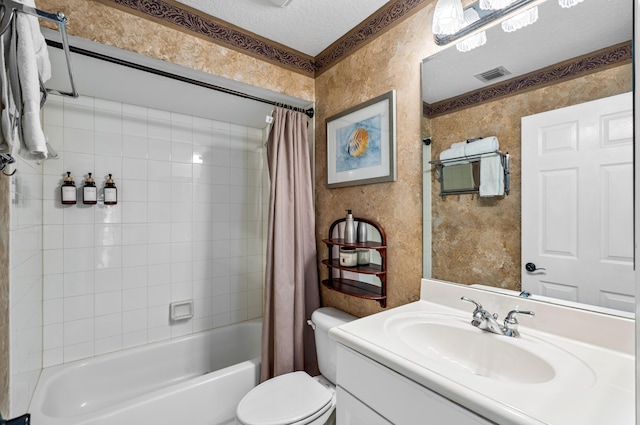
left=456, top=8, right=487, bottom=52
left=479, top=0, right=516, bottom=10
left=501, top=6, right=538, bottom=32
left=432, top=0, right=465, bottom=35
left=558, top=0, right=585, bottom=7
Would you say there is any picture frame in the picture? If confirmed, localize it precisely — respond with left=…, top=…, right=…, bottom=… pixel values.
left=326, top=90, right=397, bottom=188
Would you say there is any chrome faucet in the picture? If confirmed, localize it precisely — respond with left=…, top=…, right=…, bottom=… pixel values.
left=460, top=296, right=534, bottom=337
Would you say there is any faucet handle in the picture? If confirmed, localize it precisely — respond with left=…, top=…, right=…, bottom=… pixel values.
left=460, top=296, right=482, bottom=312
left=503, top=310, right=535, bottom=337
left=461, top=297, right=486, bottom=326
left=504, top=310, right=535, bottom=326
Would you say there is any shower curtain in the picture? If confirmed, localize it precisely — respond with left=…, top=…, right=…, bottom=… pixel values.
left=260, top=107, right=320, bottom=382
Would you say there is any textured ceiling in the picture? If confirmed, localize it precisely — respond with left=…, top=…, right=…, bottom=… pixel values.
left=173, top=0, right=392, bottom=57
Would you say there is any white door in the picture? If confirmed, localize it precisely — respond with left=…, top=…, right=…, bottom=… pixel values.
left=521, top=92, right=634, bottom=312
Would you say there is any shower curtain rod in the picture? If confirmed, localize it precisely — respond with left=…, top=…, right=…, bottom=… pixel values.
left=45, top=40, right=315, bottom=119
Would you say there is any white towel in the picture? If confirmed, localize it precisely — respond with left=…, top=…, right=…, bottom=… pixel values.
left=439, top=144, right=468, bottom=164
left=479, top=153, right=504, bottom=197
left=1, top=0, right=55, bottom=160
left=439, top=136, right=500, bottom=165
left=465, top=136, right=499, bottom=156
left=0, top=16, right=16, bottom=153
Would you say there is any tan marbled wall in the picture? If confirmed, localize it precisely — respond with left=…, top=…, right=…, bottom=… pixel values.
left=427, top=64, right=632, bottom=290
left=314, top=5, right=437, bottom=317
left=37, top=0, right=315, bottom=102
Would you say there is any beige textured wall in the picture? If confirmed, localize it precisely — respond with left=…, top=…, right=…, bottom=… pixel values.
left=428, top=64, right=632, bottom=290
left=315, top=5, right=436, bottom=317
left=38, top=0, right=315, bottom=102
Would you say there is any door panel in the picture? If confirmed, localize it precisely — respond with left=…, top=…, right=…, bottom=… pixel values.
left=521, top=92, right=634, bottom=312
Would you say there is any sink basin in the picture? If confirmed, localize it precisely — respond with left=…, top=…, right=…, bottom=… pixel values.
left=384, top=313, right=595, bottom=386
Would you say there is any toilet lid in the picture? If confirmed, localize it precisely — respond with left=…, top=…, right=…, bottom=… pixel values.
left=236, top=372, right=333, bottom=425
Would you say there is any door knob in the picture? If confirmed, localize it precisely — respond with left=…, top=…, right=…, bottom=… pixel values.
left=525, top=262, right=546, bottom=272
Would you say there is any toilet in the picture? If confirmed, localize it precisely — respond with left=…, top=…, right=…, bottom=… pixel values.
left=235, top=307, right=356, bottom=425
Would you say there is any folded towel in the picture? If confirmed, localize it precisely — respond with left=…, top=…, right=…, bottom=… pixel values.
left=440, top=146, right=469, bottom=165
left=465, top=136, right=499, bottom=156
left=0, top=17, right=16, bottom=154
left=439, top=136, right=499, bottom=165
left=479, top=153, right=504, bottom=197
left=15, top=0, right=53, bottom=160
left=1, top=0, right=54, bottom=160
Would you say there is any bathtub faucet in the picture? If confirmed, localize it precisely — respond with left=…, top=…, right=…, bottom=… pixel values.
left=460, top=297, right=534, bottom=338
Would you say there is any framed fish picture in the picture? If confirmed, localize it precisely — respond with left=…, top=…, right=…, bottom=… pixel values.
left=326, top=90, right=396, bottom=188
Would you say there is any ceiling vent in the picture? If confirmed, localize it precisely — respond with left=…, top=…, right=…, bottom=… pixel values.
left=269, top=0, right=294, bottom=7
left=474, top=66, right=512, bottom=83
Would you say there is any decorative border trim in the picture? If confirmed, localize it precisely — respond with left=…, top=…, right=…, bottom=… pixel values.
left=96, top=0, right=427, bottom=76
left=96, top=0, right=315, bottom=75
left=315, top=0, right=427, bottom=76
left=423, top=41, right=632, bottom=118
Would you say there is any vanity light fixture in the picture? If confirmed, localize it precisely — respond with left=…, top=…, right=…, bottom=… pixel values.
left=433, top=0, right=575, bottom=48
left=479, top=0, right=516, bottom=10
left=501, top=5, right=538, bottom=32
left=455, top=8, right=487, bottom=52
left=558, top=0, right=585, bottom=7
left=431, top=0, right=465, bottom=35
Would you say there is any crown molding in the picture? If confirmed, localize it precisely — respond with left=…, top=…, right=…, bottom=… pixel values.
left=94, top=0, right=316, bottom=75
left=95, top=0, right=428, bottom=77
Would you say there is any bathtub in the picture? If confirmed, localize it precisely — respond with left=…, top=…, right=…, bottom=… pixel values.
left=30, top=319, right=261, bottom=425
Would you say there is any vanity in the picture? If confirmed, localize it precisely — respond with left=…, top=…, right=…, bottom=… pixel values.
left=329, top=279, right=635, bottom=424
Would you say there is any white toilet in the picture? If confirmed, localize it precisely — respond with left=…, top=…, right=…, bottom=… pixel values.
left=235, top=307, right=356, bottom=425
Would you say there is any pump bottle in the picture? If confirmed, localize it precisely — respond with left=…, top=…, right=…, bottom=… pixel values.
left=344, top=209, right=355, bottom=244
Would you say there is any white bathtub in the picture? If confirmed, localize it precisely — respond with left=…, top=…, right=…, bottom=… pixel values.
left=30, top=319, right=261, bottom=425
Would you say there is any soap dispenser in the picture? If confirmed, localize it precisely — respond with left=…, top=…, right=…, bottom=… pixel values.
left=344, top=209, right=356, bottom=244
left=83, top=173, right=97, bottom=205
left=61, top=172, right=77, bottom=205
left=103, top=174, right=118, bottom=205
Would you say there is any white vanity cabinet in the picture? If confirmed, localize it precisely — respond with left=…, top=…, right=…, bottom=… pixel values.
left=336, top=345, right=494, bottom=425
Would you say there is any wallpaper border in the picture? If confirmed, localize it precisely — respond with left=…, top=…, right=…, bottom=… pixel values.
left=96, top=0, right=427, bottom=76
left=423, top=42, right=633, bottom=118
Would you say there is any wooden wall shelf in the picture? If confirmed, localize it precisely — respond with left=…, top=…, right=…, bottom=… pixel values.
left=322, top=217, right=387, bottom=307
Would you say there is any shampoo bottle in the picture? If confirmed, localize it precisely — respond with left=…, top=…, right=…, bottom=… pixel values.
left=344, top=209, right=355, bottom=244
left=104, top=174, right=118, bottom=205
left=61, top=172, right=77, bottom=205
left=83, top=173, right=97, bottom=205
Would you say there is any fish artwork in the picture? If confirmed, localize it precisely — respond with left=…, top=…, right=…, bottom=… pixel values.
left=347, top=127, right=369, bottom=157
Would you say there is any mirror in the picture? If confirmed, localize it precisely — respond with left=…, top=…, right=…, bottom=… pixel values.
left=421, top=0, right=634, bottom=315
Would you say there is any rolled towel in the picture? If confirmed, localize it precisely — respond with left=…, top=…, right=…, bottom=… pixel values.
left=439, top=146, right=468, bottom=165
left=465, top=136, right=499, bottom=156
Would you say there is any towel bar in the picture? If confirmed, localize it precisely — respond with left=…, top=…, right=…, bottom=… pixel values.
left=429, top=151, right=509, bottom=198
left=0, top=0, right=78, bottom=98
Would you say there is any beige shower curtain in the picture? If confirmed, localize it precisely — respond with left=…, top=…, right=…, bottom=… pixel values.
left=260, top=107, right=320, bottom=382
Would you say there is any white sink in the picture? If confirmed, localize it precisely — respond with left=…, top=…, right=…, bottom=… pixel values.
left=330, top=279, right=635, bottom=425
left=384, top=313, right=595, bottom=387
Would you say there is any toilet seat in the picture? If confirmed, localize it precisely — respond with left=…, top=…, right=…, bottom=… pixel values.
left=236, top=372, right=334, bottom=425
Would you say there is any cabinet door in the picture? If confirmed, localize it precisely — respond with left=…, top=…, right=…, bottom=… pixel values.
left=337, top=386, right=392, bottom=425
left=337, top=346, right=495, bottom=424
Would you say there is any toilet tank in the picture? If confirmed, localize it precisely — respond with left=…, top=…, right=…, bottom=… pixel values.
left=311, top=307, right=356, bottom=384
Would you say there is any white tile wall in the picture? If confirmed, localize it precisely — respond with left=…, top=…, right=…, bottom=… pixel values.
left=38, top=95, right=266, bottom=367
left=9, top=155, right=44, bottom=414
